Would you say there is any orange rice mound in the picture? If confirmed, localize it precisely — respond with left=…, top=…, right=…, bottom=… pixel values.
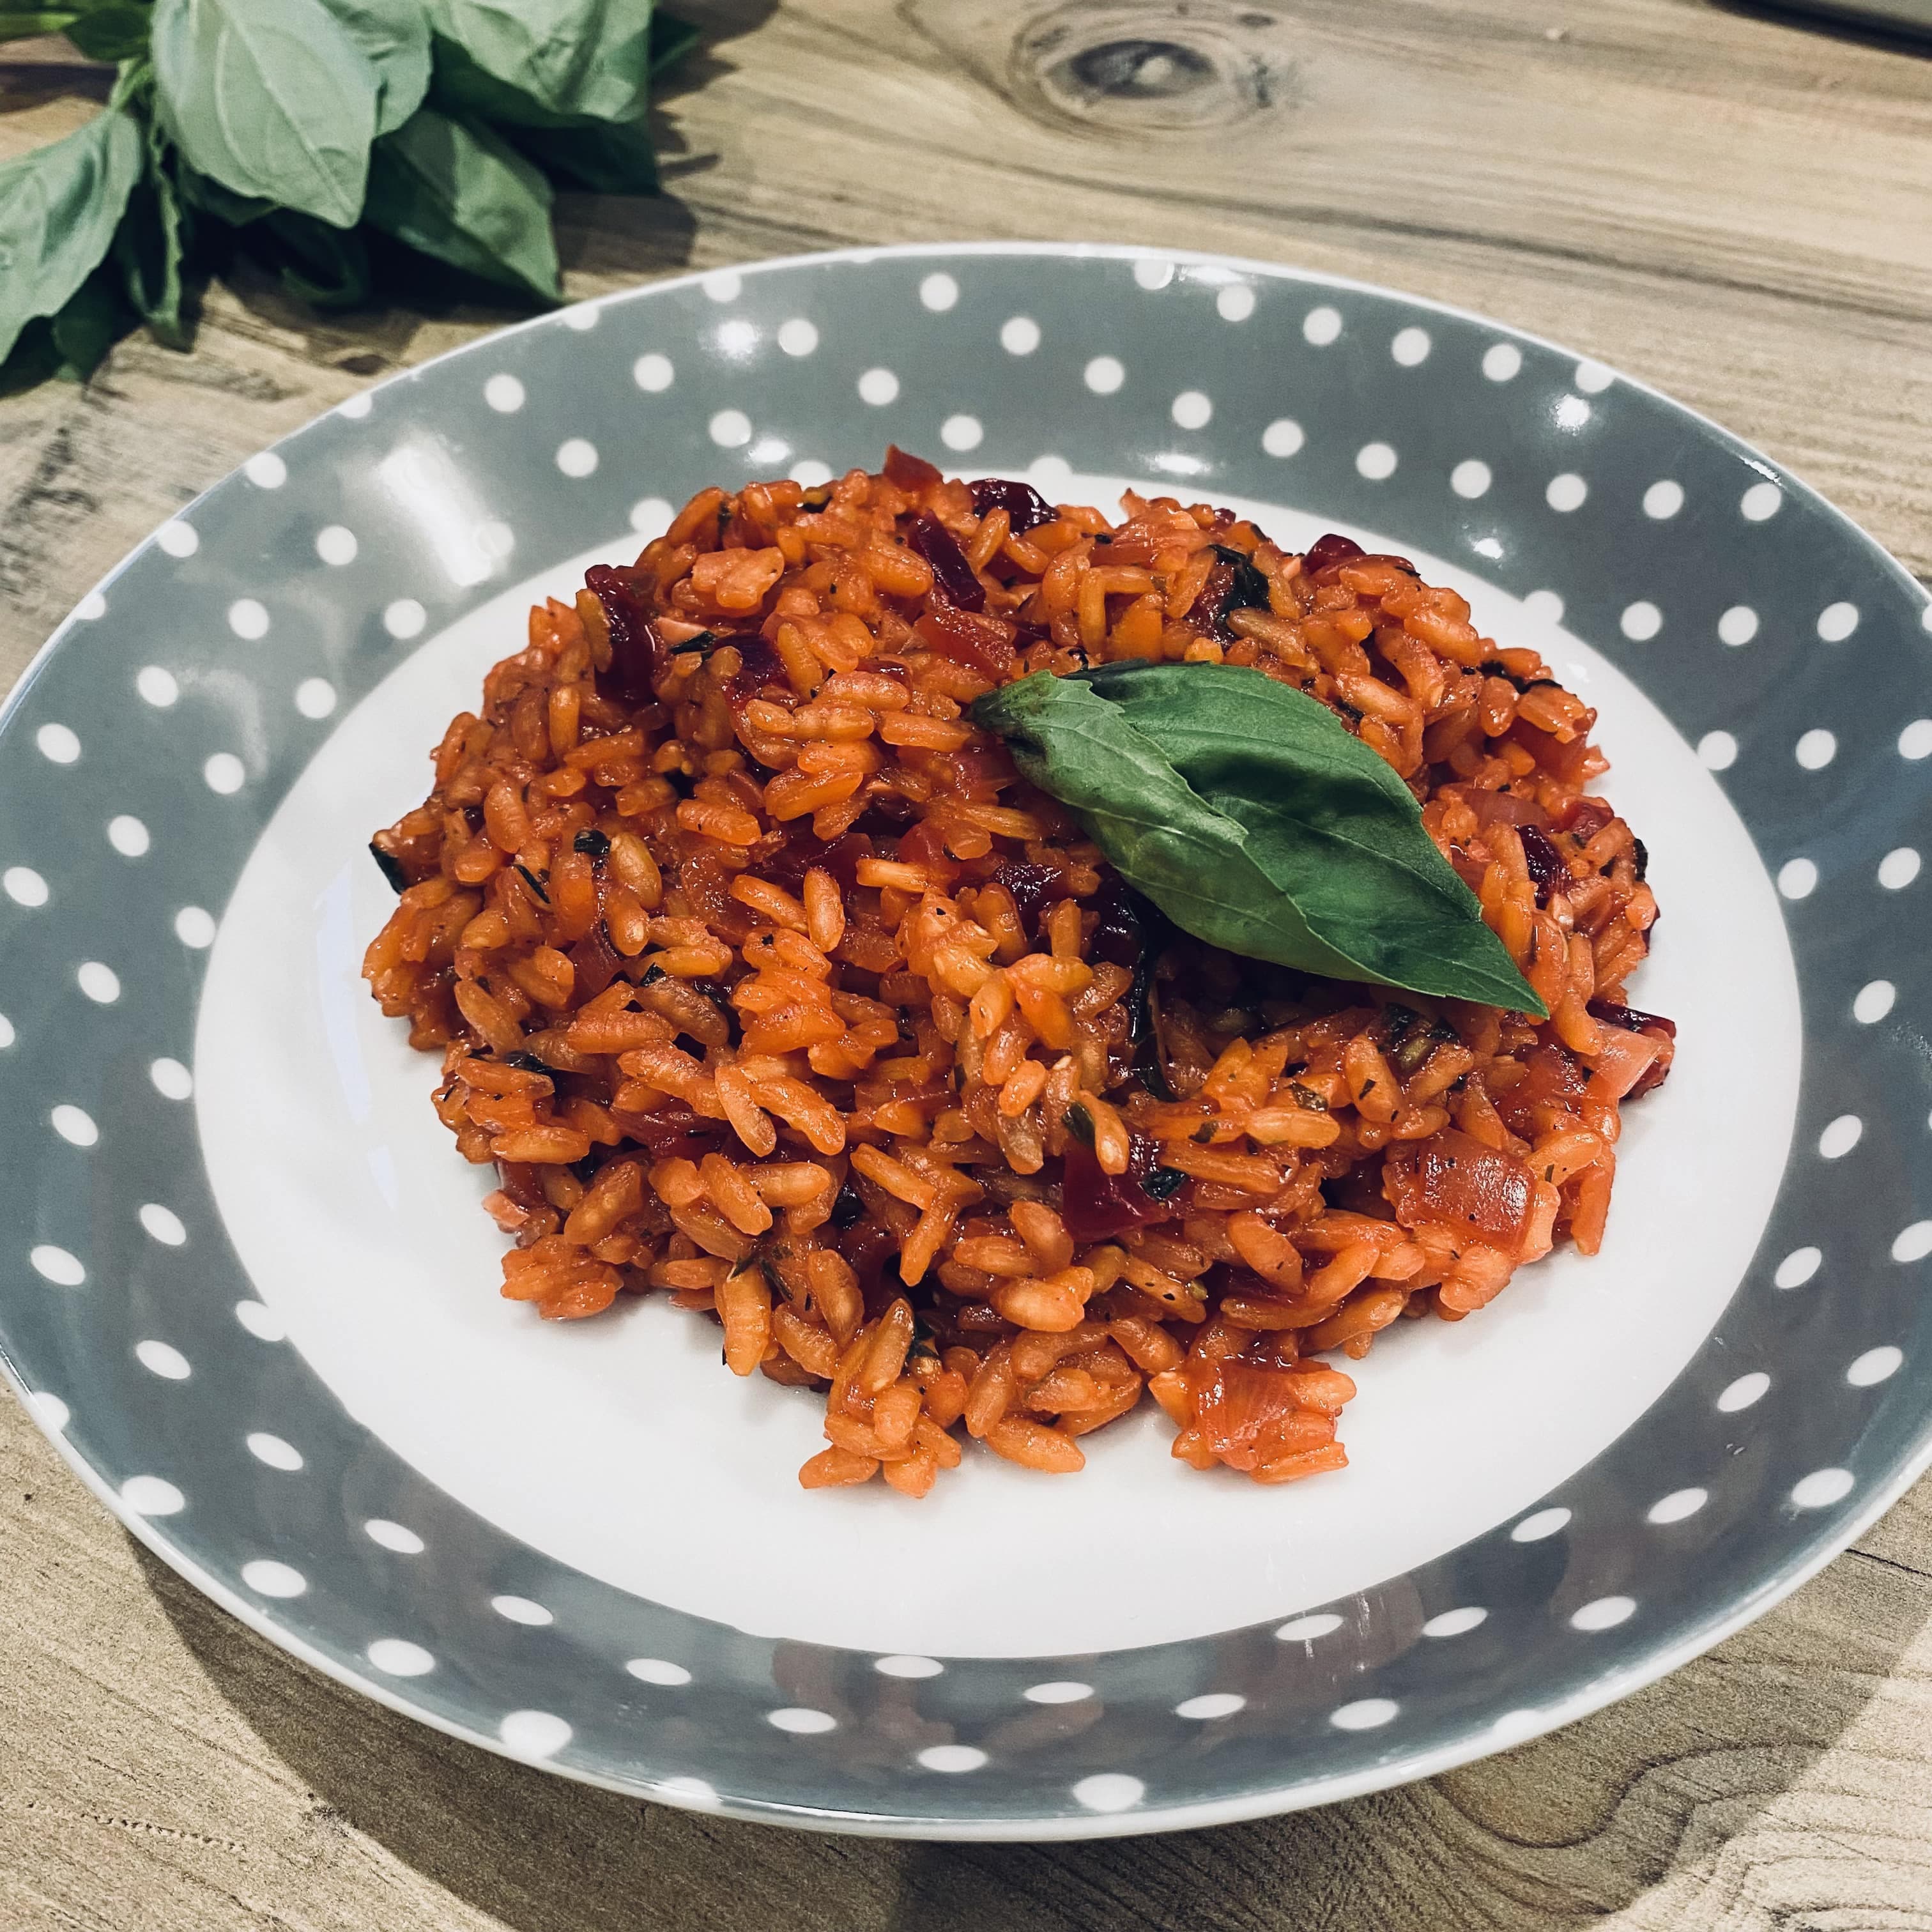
left=364, top=448, right=1671, bottom=1497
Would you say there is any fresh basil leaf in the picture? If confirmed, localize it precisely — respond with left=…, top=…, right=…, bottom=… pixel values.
left=257, top=207, right=371, bottom=307
left=150, top=0, right=380, bottom=229
left=0, top=106, right=143, bottom=364
left=0, top=13, right=80, bottom=40
left=425, top=0, right=653, bottom=124
left=364, top=107, right=559, bottom=301
left=116, top=110, right=191, bottom=346
left=49, top=261, right=133, bottom=378
left=317, top=0, right=430, bottom=136
left=510, top=114, right=656, bottom=193
left=970, top=672, right=1372, bottom=983
left=649, top=10, right=698, bottom=77
left=1079, top=664, right=1542, bottom=1011
left=63, top=2, right=150, bottom=59
left=174, top=155, right=276, bottom=226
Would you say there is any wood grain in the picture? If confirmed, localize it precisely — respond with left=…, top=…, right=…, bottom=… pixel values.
left=4, top=1, right=1932, bottom=1924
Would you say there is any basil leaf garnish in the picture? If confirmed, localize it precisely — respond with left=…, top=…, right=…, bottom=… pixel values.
left=972, top=666, right=1547, bottom=1016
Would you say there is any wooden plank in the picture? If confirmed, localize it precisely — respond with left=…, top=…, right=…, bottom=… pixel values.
left=3, top=1, right=1931, bottom=1922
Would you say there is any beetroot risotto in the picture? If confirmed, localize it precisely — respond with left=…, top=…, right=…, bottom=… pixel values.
left=364, top=448, right=1673, bottom=1497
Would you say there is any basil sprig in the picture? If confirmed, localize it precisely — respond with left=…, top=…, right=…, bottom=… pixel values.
left=0, top=0, right=697, bottom=391
left=971, top=664, right=1547, bottom=1016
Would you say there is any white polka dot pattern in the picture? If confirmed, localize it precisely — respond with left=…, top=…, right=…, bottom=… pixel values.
left=633, top=353, right=674, bottom=392
left=1216, top=284, right=1255, bottom=322
left=244, top=452, right=286, bottom=488
left=1774, top=1246, right=1821, bottom=1289
left=176, top=907, right=216, bottom=947
left=1891, top=1222, right=1932, bottom=1264
left=1422, top=1607, right=1488, bottom=1638
left=778, top=318, right=818, bottom=356
left=235, top=1300, right=285, bottom=1340
left=1131, top=258, right=1172, bottom=290
left=1718, top=605, right=1758, bottom=647
left=1642, top=480, right=1683, bottom=519
left=1878, top=848, right=1920, bottom=889
left=4, top=866, right=49, bottom=907
left=555, top=439, right=599, bottom=477
left=1303, top=305, right=1341, bottom=345
left=1848, top=1347, right=1902, bottom=1386
left=1450, top=459, right=1491, bottom=499
left=627, top=1658, right=693, bottom=1685
left=1791, top=1469, right=1854, bottom=1510
left=1817, top=601, right=1859, bottom=642
left=108, top=815, right=149, bottom=856
left=1900, top=720, right=1932, bottom=760
left=1082, top=356, right=1124, bottom=395
left=1331, top=1698, right=1399, bottom=1731
left=1072, top=1774, right=1144, bottom=1812
left=1574, top=358, right=1614, bottom=394
left=1261, top=418, right=1304, bottom=458
left=1391, top=326, right=1430, bottom=365
left=368, top=1639, right=435, bottom=1676
left=1512, top=1507, right=1570, bottom=1542
left=36, top=723, right=79, bottom=763
left=1795, top=728, right=1836, bottom=769
left=135, top=1339, right=190, bottom=1380
left=241, top=1560, right=306, bottom=1597
left=156, top=521, right=198, bottom=557
left=1648, top=1488, right=1707, bottom=1524
left=1740, top=480, right=1782, bottom=521
left=121, top=1476, right=184, bottom=1516
left=1545, top=473, right=1586, bottom=512
left=499, top=1710, right=571, bottom=1758
left=1275, top=1612, right=1342, bottom=1641
left=857, top=368, right=900, bottom=406
left=919, top=272, right=958, bottom=311
left=316, top=525, right=358, bottom=566
left=1853, top=981, right=1895, bottom=1024
left=1777, top=858, right=1818, bottom=901
left=246, top=1432, right=303, bottom=1471
left=767, top=1707, right=836, bottom=1734
left=51, top=1105, right=97, bottom=1147
left=1718, top=1372, right=1770, bottom=1412
left=1698, top=731, right=1738, bottom=772
left=77, top=962, right=119, bottom=1004
left=1022, top=1681, right=1092, bottom=1704
left=1570, top=1597, right=1636, bottom=1631
left=296, top=679, right=337, bottom=720
left=484, top=373, right=525, bottom=413
left=365, top=1519, right=424, bottom=1554
left=1176, top=1692, right=1246, bottom=1720
left=1620, top=601, right=1662, bottom=641
left=1355, top=442, right=1397, bottom=481
left=940, top=413, right=983, bottom=452
left=875, top=1655, right=943, bottom=1678
left=139, top=1204, right=186, bottom=1246
left=491, top=1594, right=552, bottom=1625
left=917, top=1745, right=988, bottom=1773
left=1170, top=390, right=1212, bottom=430
left=1000, top=316, right=1039, bottom=355
left=135, top=666, right=178, bottom=707
left=150, top=1058, right=192, bottom=1100
left=30, top=1245, right=83, bottom=1285
left=203, top=753, right=245, bottom=795
left=1482, top=342, right=1521, bottom=381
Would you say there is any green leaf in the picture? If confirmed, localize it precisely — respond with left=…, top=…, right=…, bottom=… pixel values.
left=0, top=12, right=81, bottom=41
left=174, top=155, right=275, bottom=226
left=150, top=0, right=380, bottom=229
left=427, top=34, right=593, bottom=131
left=316, top=0, right=430, bottom=135
left=116, top=112, right=190, bottom=346
left=257, top=206, right=371, bottom=306
left=63, top=3, right=150, bottom=59
left=364, top=107, right=558, bottom=300
left=49, top=261, right=134, bottom=378
left=0, top=106, right=143, bottom=364
left=648, top=10, right=698, bottom=77
left=425, top=0, right=653, bottom=123
left=510, top=113, right=655, bottom=192
left=972, top=667, right=1547, bottom=1016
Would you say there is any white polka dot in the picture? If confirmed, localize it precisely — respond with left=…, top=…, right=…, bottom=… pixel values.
left=999, top=316, right=1041, bottom=355
left=702, top=269, right=742, bottom=303
left=1176, top=1692, right=1246, bottom=1721
left=1853, top=979, right=1895, bottom=1025
left=1718, top=605, right=1758, bottom=647
left=1546, top=473, right=1587, bottom=512
left=221, top=598, right=270, bottom=642
left=337, top=391, right=373, bottom=419
left=1741, top=480, right=1782, bottom=521
left=36, top=723, right=79, bottom=763
left=768, top=1707, right=836, bottom=1735
left=1132, top=257, right=1174, bottom=290
left=109, top=815, right=150, bottom=857
left=1023, top=1681, right=1092, bottom=1704
left=1303, top=305, right=1342, bottom=346
left=790, top=460, right=833, bottom=489
left=156, top=520, right=198, bottom=558
left=246, top=1432, right=303, bottom=1471
left=52, top=1105, right=98, bottom=1148
left=203, top=753, right=245, bottom=795
left=1073, top=1773, right=1144, bottom=1813
left=295, top=678, right=337, bottom=720
left=1792, top=1468, right=1854, bottom=1510
left=150, top=1058, right=192, bottom=1100
left=1778, top=857, right=1818, bottom=900
left=1924, top=604, right=1932, bottom=635
left=940, top=413, right=983, bottom=452
left=77, top=962, right=119, bottom=1004
left=1892, top=1221, right=1932, bottom=1263
left=633, top=353, right=674, bottom=392
left=1879, top=847, right=1920, bottom=889
left=657, top=1775, right=719, bottom=1805
left=1848, top=1346, right=1902, bottom=1387
left=1492, top=1708, right=1545, bottom=1745
left=1275, top=1612, right=1344, bottom=1641
left=241, top=1560, right=306, bottom=1597
left=1648, top=1487, right=1708, bottom=1524
left=1620, top=601, right=1662, bottom=641
left=1775, top=1246, right=1822, bottom=1289
left=491, top=1593, right=551, bottom=1625
left=1574, top=358, right=1614, bottom=394
left=1391, top=326, right=1431, bottom=366
left=365, top=1518, right=423, bottom=1554
left=1331, top=1698, right=1399, bottom=1731
left=560, top=302, right=599, bottom=331
left=1554, top=395, right=1591, bottom=431
left=709, top=318, right=751, bottom=359
left=484, top=373, right=525, bottom=413
left=777, top=318, right=818, bottom=356
left=379, top=598, right=426, bottom=641
left=1512, top=1506, right=1571, bottom=1542
left=1901, top=720, right=1932, bottom=760
left=919, top=271, right=959, bottom=311
left=1718, top=1370, right=1770, bottom=1412
left=1215, top=283, right=1255, bottom=322
left=1817, top=601, right=1859, bottom=643
left=626, top=1657, right=692, bottom=1686
left=875, top=1655, right=943, bottom=1678
left=1698, top=730, right=1738, bottom=772
left=917, top=1744, right=988, bottom=1772
left=1522, top=589, right=1565, bottom=625
left=500, top=1710, right=571, bottom=1758
left=1450, top=459, right=1491, bottom=500
left=555, top=438, right=599, bottom=477
left=121, top=1476, right=184, bottom=1516
left=477, top=519, right=516, bottom=564
left=1795, top=728, right=1836, bottom=770
left=29, top=1391, right=68, bottom=1432
left=1030, top=455, right=1073, bottom=495
left=235, top=1300, right=285, bottom=1341
left=857, top=368, right=900, bottom=407
left=368, top=1639, right=434, bottom=1676
left=1482, top=342, right=1522, bottom=382
left=136, top=666, right=178, bottom=707
left=1083, top=356, right=1124, bottom=395
left=4, top=866, right=49, bottom=907
left=1167, top=390, right=1211, bottom=432
left=1422, top=1606, right=1489, bottom=1638
left=1642, top=480, right=1683, bottom=519
left=75, top=590, right=106, bottom=621
left=136, top=1340, right=190, bottom=1380
left=0, top=1013, right=12, bottom=1050
left=1570, top=1596, right=1636, bottom=1631
left=1261, top=418, right=1304, bottom=458
left=245, top=452, right=286, bottom=488
left=30, top=1244, right=84, bottom=1287
left=315, top=525, right=357, bottom=567
left=139, top=1204, right=186, bottom=1246
left=1356, top=442, right=1397, bottom=481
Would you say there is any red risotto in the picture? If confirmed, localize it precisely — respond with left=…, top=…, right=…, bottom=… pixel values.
left=364, top=448, right=1673, bottom=1498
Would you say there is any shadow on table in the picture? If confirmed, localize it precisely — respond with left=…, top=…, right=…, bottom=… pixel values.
left=1709, top=0, right=1932, bottom=54
left=134, top=1533, right=1930, bottom=1932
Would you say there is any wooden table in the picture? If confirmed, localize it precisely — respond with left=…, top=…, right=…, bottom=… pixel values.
left=5, top=3, right=1932, bottom=1924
